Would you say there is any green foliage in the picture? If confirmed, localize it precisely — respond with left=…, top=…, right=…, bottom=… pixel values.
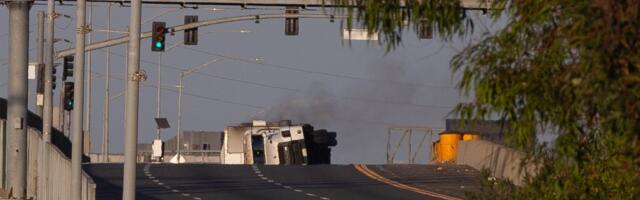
left=332, top=0, right=473, bottom=50
left=335, top=0, right=640, bottom=199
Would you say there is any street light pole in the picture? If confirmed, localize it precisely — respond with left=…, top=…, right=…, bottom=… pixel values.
left=41, top=0, right=56, bottom=197
left=175, top=58, right=221, bottom=163
left=123, top=0, right=143, bottom=199
left=101, top=2, right=112, bottom=162
left=176, top=73, right=183, bottom=162
left=71, top=0, right=87, bottom=198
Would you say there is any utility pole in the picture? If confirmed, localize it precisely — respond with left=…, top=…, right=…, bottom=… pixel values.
left=41, top=0, right=56, bottom=197
left=84, top=0, right=93, bottom=157
left=102, top=2, right=112, bottom=163
left=35, top=10, right=47, bottom=200
left=123, top=0, right=142, bottom=199
left=5, top=0, right=31, bottom=199
left=36, top=11, right=45, bottom=116
left=71, top=0, right=87, bottom=199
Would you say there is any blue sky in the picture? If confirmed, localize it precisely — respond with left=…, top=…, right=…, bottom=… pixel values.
left=0, top=4, right=498, bottom=164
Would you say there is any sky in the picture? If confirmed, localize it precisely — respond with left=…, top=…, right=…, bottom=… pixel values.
left=0, top=3, right=500, bottom=164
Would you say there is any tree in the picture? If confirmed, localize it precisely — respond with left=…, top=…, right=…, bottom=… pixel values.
left=336, top=0, right=640, bottom=199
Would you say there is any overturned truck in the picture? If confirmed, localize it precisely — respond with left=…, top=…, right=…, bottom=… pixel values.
left=221, top=120, right=337, bottom=165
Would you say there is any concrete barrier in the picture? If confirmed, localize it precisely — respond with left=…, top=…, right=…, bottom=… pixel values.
left=24, top=128, right=96, bottom=200
left=456, top=140, right=536, bottom=185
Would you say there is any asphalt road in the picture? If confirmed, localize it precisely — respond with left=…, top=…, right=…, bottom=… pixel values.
left=83, top=163, right=443, bottom=200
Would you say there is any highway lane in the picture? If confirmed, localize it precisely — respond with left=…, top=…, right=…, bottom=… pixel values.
left=84, top=163, right=444, bottom=200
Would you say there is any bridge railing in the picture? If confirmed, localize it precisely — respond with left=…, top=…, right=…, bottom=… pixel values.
left=23, top=127, right=96, bottom=200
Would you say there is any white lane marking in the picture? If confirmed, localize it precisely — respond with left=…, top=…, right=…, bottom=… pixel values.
left=145, top=163, right=200, bottom=199
left=252, top=165, right=332, bottom=200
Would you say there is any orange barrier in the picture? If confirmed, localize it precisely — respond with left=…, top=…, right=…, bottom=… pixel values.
left=436, top=133, right=462, bottom=162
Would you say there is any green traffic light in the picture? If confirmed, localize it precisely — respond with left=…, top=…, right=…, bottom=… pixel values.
left=155, top=41, right=164, bottom=48
left=65, top=99, right=74, bottom=110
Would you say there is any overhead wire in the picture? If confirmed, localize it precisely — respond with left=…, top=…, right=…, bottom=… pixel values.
left=106, top=49, right=455, bottom=109
left=90, top=70, right=265, bottom=109
left=176, top=44, right=457, bottom=89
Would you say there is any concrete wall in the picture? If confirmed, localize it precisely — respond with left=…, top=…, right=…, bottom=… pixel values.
left=25, top=128, right=96, bottom=200
left=456, top=140, right=536, bottom=186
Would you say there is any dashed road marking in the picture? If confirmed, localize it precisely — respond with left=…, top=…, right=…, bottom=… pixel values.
left=251, top=165, right=330, bottom=199
left=145, top=163, right=199, bottom=200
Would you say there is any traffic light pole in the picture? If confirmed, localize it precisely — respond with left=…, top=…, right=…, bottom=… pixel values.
left=6, top=0, right=31, bottom=199
left=71, top=0, right=87, bottom=199
left=123, top=0, right=142, bottom=199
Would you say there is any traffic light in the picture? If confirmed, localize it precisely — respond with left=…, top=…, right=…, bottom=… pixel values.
left=184, top=16, right=198, bottom=45
left=52, top=65, right=57, bottom=90
left=37, top=64, right=44, bottom=94
left=63, top=55, right=74, bottom=81
left=152, top=22, right=166, bottom=51
left=285, top=6, right=299, bottom=36
left=63, top=82, right=74, bottom=111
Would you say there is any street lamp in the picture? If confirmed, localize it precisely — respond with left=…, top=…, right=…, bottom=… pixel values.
left=174, top=58, right=222, bottom=163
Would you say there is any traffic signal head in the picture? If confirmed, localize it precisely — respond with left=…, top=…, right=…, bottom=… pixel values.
left=63, top=82, right=74, bottom=111
left=184, top=16, right=199, bottom=45
left=52, top=65, right=57, bottom=90
left=152, top=22, right=166, bottom=51
left=63, top=56, right=74, bottom=81
left=285, top=6, right=299, bottom=36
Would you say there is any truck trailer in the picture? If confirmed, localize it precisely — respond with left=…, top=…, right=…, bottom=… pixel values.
left=221, top=120, right=337, bottom=165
